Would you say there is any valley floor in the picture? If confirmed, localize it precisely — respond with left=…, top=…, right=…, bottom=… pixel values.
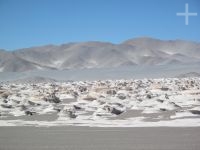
left=1, top=77, right=200, bottom=150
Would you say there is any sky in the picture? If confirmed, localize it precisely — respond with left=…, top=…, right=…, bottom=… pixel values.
left=0, top=0, right=199, bottom=50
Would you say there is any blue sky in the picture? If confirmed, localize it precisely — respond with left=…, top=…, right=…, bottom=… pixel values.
left=0, top=0, right=199, bottom=50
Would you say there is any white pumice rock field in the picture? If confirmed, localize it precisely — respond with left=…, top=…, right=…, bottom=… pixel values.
left=0, top=77, right=200, bottom=127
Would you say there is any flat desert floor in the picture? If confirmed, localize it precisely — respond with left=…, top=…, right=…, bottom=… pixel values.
left=0, top=127, right=200, bottom=150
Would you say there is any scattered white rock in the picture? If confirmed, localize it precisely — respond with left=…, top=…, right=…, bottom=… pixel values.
left=0, top=77, right=200, bottom=127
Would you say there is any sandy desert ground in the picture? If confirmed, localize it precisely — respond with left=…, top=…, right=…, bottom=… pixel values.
left=0, top=77, right=200, bottom=150
left=0, top=127, right=200, bottom=150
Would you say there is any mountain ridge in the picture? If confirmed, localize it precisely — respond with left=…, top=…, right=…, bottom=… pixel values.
left=1, top=37, right=200, bottom=72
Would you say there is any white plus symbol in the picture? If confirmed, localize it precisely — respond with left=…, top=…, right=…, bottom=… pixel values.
left=176, top=3, right=198, bottom=25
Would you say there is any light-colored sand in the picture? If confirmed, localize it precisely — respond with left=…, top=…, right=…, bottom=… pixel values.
left=0, top=127, right=200, bottom=150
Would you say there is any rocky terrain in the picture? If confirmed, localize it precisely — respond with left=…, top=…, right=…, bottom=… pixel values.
left=0, top=77, right=200, bottom=127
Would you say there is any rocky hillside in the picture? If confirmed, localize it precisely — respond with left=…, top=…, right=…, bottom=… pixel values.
left=1, top=37, right=200, bottom=72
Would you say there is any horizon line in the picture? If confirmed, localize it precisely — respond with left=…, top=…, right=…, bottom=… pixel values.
left=1, top=36, right=200, bottom=51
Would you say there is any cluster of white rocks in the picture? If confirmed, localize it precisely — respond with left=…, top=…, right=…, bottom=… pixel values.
left=0, top=77, right=200, bottom=127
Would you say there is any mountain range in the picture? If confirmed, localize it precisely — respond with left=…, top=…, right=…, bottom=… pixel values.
left=0, top=37, right=200, bottom=72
